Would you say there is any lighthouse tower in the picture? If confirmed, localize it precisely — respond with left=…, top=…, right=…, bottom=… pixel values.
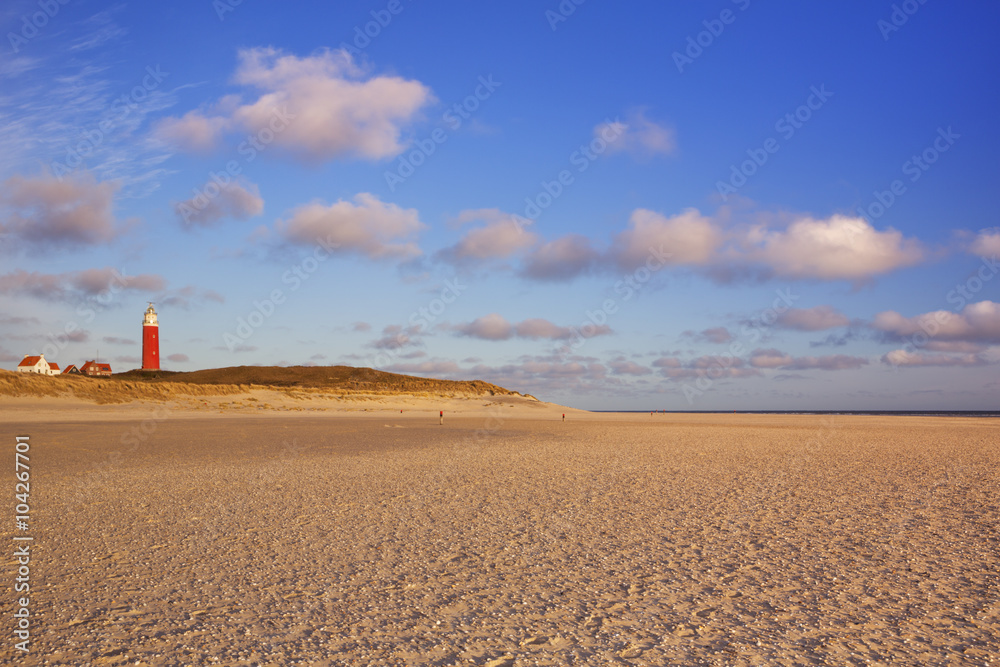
left=142, top=303, right=160, bottom=370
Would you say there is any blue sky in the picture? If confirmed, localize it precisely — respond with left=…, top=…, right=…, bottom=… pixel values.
left=1, top=0, right=998, bottom=410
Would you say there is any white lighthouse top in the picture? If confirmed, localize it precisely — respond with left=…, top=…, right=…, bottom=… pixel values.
left=143, top=303, right=158, bottom=326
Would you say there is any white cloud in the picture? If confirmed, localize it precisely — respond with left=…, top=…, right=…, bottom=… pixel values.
left=609, top=358, right=652, bottom=376
left=73, top=268, right=165, bottom=294
left=610, top=208, right=719, bottom=270
left=747, top=348, right=792, bottom=369
left=653, top=355, right=760, bottom=380
left=453, top=314, right=610, bottom=341
left=454, top=314, right=513, bottom=341
left=0, top=267, right=164, bottom=301
left=277, top=192, right=423, bottom=259
left=514, top=319, right=572, bottom=340
left=0, top=172, right=123, bottom=249
left=159, top=285, right=226, bottom=309
left=463, top=356, right=614, bottom=397
left=450, top=208, right=511, bottom=228
left=157, top=47, right=433, bottom=163
left=787, top=354, right=869, bottom=371
left=682, top=327, right=733, bottom=344
left=743, top=215, right=924, bottom=281
left=596, top=109, right=676, bottom=158
left=156, top=111, right=229, bottom=154
left=174, top=179, right=264, bottom=227
left=452, top=206, right=928, bottom=286
left=520, top=235, right=599, bottom=281
left=370, top=324, right=425, bottom=350
left=873, top=301, right=1000, bottom=344
left=921, top=341, right=986, bottom=353
left=969, top=228, right=1000, bottom=257
left=881, top=349, right=986, bottom=367
left=775, top=305, right=850, bottom=331
left=440, top=211, right=537, bottom=261
left=749, top=348, right=869, bottom=371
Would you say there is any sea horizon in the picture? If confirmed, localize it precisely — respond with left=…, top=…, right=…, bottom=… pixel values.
left=597, top=409, right=1000, bottom=417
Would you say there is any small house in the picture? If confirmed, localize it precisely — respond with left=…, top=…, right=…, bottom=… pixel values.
left=16, top=355, right=51, bottom=375
left=62, top=364, right=81, bottom=375
left=80, top=360, right=112, bottom=377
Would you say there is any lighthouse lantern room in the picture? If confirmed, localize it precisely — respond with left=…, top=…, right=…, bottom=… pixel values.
left=142, top=303, right=160, bottom=371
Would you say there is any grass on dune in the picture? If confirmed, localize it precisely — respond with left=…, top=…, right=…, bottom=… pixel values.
left=0, top=365, right=529, bottom=405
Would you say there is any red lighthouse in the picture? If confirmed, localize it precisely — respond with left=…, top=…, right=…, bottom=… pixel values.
left=142, top=303, right=160, bottom=370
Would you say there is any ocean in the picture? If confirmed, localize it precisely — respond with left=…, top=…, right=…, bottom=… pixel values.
left=599, top=410, right=1000, bottom=417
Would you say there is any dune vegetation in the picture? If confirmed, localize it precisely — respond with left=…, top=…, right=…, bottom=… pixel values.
left=0, top=365, right=526, bottom=405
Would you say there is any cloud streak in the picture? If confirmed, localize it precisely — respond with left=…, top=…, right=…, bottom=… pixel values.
left=749, top=348, right=869, bottom=371
left=596, top=109, right=676, bottom=159
left=452, top=313, right=611, bottom=341
left=775, top=305, right=850, bottom=331
left=653, top=355, right=761, bottom=380
left=881, top=349, right=987, bottom=367
left=0, top=267, right=164, bottom=302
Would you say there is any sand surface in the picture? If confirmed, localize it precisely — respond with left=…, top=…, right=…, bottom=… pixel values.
left=2, top=405, right=998, bottom=665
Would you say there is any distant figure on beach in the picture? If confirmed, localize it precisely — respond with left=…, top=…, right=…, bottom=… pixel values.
left=439, top=410, right=443, bottom=425
left=562, top=413, right=565, bottom=421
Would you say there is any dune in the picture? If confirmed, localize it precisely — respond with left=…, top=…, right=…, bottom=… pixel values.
left=0, top=365, right=529, bottom=403
left=0, top=366, right=563, bottom=424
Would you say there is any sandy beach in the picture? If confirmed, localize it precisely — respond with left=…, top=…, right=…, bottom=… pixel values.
left=2, top=398, right=998, bottom=666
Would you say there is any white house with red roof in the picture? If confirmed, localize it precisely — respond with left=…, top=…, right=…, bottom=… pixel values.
left=17, top=355, right=54, bottom=375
